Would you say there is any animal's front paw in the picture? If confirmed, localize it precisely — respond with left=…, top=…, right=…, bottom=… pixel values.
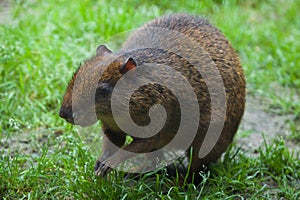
left=94, top=159, right=112, bottom=177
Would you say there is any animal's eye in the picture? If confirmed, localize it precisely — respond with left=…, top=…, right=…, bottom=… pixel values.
left=96, top=82, right=112, bottom=98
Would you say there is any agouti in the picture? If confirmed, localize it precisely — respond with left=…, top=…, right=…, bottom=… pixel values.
left=59, top=13, right=245, bottom=184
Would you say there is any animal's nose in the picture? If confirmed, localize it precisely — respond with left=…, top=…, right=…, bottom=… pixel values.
left=59, top=106, right=73, bottom=119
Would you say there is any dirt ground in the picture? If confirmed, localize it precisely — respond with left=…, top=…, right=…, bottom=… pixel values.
left=0, top=0, right=11, bottom=24
left=238, top=95, right=299, bottom=157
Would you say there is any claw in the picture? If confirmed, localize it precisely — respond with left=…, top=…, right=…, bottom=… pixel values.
left=94, top=160, right=112, bottom=177
left=94, top=160, right=101, bottom=172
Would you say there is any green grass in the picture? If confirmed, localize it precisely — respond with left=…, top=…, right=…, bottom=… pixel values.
left=1, top=0, right=299, bottom=199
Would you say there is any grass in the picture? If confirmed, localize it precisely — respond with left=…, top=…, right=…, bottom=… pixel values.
left=1, top=0, right=299, bottom=199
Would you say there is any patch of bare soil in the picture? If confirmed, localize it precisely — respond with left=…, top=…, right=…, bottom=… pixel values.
left=237, top=95, right=299, bottom=157
left=0, top=0, right=11, bottom=24
left=0, top=128, right=61, bottom=157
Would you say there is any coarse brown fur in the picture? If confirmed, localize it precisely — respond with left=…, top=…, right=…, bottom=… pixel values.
left=59, top=13, right=246, bottom=185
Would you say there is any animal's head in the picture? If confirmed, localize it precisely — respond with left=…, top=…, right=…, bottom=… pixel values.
left=59, top=45, right=137, bottom=127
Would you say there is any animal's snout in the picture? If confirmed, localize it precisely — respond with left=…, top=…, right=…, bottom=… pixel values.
left=59, top=106, right=75, bottom=124
left=59, top=106, right=72, bottom=119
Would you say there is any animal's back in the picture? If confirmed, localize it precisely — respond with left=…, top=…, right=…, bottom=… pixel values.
left=122, top=13, right=246, bottom=167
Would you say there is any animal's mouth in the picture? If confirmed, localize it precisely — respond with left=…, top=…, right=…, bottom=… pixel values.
left=59, top=106, right=97, bottom=127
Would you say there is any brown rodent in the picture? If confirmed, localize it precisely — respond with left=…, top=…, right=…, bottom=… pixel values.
left=59, top=13, right=245, bottom=184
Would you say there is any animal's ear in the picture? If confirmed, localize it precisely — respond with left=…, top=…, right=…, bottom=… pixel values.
left=96, top=45, right=112, bottom=56
left=119, top=58, right=137, bottom=74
